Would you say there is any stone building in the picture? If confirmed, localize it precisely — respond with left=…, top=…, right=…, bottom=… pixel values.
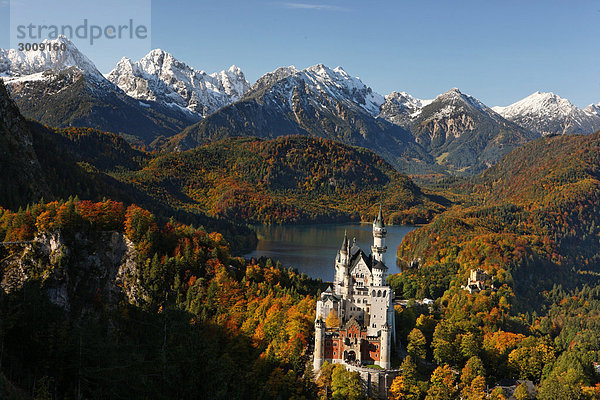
left=313, top=207, right=395, bottom=371
left=463, top=268, right=488, bottom=294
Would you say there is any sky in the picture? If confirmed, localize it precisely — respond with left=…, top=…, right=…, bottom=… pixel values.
left=1, top=0, right=599, bottom=107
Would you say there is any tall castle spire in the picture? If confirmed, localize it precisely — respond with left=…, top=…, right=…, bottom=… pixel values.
left=371, top=204, right=387, bottom=262
left=341, top=229, right=348, bottom=252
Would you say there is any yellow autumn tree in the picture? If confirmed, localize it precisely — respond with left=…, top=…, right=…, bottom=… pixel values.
left=389, top=356, right=421, bottom=400
left=407, top=328, right=427, bottom=361
left=425, top=365, right=456, bottom=400
left=489, top=387, right=507, bottom=400
left=461, top=375, right=487, bottom=400
left=326, top=308, right=341, bottom=328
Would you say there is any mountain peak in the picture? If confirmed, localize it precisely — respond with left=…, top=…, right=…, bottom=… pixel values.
left=493, top=91, right=600, bottom=136
left=307, top=63, right=329, bottom=70
left=143, top=48, right=178, bottom=63
left=305, top=63, right=336, bottom=77
left=106, top=50, right=250, bottom=116
left=433, top=88, right=487, bottom=112
left=298, top=64, right=384, bottom=115
left=228, top=65, right=243, bottom=74
left=378, top=91, right=432, bottom=127
left=438, top=88, right=462, bottom=99
left=495, top=91, right=575, bottom=117
left=0, top=36, right=102, bottom=79
left=584, top=102, right=600, bottom=117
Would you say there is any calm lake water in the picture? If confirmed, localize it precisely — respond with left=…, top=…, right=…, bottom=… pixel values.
left=244, top=223, right=416, bottom=281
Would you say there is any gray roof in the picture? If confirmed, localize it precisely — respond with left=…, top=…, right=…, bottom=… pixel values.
left=340, top=230, right=349, bottom=252
left=373, top=260, right=388, bottom=270
left=321, top=292, right=342, bottom=302
left=350, top=243, right=361, bottom=257
left=373, top=204, right=385, bottom=228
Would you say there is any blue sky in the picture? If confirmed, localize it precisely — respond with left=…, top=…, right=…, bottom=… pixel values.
left=1, top=0, right=599, bottom=107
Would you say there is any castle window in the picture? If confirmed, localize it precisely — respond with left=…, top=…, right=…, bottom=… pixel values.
left=383, top=290, right=386, bottom=297
left=377, top=290, right=382, bottom=297
left=372, top=290, right=376, bottom=297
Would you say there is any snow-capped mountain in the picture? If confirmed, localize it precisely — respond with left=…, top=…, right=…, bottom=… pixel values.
left=492, top=92, right=600, bottom=136
left=0, top=35, right=102, bottom=81
left=0, top=36, right=199, bottom=144
left=377, top=91, right=433, bottom=128
left=297, top=64, right=385, bottom=116
left=175, top=63, right=430, bottom=172
left=404, top=88, right=538, bottom=173
left=106, top=50, right=250, bottom=117
left=244, top=64, right=384, bottom=115
left=584, top=102, right=600, bottom=118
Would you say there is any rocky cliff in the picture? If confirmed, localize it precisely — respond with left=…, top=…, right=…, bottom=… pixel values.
left=1, top=230, right=147, bottom=313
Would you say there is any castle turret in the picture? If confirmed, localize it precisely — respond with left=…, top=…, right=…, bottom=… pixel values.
left=314, top=318, right=325, bottom=371
left=342, top=237, right=353, bottom=297
left=340, top=230, right=349, bottom=265
left=335, top=231, right=350, bottom=295
left=371, top=205, right=387, bottom=263
left=379, top=323, right=391, bottom=369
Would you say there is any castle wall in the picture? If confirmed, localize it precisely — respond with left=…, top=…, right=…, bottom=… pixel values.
left=316, top=297, right=339, bottom=321
left=367, top=287, right=391, bottom=336
left=343, top=365, right=400, bottom=399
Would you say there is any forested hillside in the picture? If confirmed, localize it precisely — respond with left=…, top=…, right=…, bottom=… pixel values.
left=0, top=199, right=322, bottom=399
left=120, top=136, right=447, bottom=225
left=387, top=132, right=600, bottom=398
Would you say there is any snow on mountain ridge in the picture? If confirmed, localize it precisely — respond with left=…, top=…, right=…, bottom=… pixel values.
left=260, top=63, right=385, bottom=116
left=303, top=64, right=384, bottom=115
left=0, top=35, right=103, bottom=82
left=376, top=91, right=433, bottom=127
left=106, top=49, right=250, bottom=116
left=492, top=92, right=577, bottom=119
left=493, top=92, right=600, bottom=136
left=244, top=63, right=384, bottom=116
left=584, top=102, right=600, bottom=118
left=434, top=88, right=489, bottom=113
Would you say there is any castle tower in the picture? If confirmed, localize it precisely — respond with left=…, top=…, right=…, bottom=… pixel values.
left=314, top=318, right=325, bottom=371
left=340, top=230, right=349, bottom=265
left=379, top=323, right=391, bottom=369
left=371, top=205, right=387, bottom=263
left=334, top=231, right=350, bottom=295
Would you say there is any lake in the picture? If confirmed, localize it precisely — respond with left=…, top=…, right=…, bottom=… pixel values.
left=244, top=223, right=416, bottom=281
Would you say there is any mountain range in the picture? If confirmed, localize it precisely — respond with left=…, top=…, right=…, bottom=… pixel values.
left=171, top=64, right=433, bottom=173
left=378, top=88, right=538, bottom=172
left=2, top=36, right=599, bottom=174
left=0, top=37, right=204, bottom=146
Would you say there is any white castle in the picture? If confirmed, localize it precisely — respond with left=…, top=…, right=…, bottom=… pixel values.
left=313, top=207, right=395, bottom=371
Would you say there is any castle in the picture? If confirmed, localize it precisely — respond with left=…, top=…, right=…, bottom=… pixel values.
left=313, top=207, right=395, bottom=371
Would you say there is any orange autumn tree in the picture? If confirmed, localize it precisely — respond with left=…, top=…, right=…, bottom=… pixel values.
left=124, top=204, right=158, bottom=255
